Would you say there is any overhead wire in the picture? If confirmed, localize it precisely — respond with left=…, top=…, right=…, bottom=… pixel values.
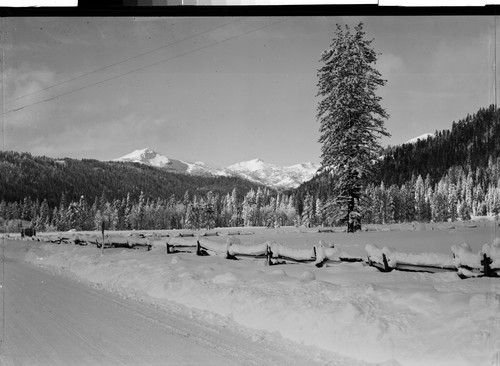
left=3, top=17, right=287, bottom=116
left=4, top=17, right=245, bottom=105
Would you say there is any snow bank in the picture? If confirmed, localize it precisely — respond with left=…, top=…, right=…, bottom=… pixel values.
left=19, top=234, right=500, bottom=366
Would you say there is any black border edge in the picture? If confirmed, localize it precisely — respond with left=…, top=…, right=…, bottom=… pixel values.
left=0, top=4, right=499, bottom=17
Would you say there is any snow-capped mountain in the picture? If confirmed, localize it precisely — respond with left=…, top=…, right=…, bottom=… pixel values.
left=406, top=133, right=434, bottom=144
left=116, top=148, right=171, bottom=167
left=226, top=159, right=319, bottom=189
left=113, top=149, right=319, bottom=189
left=113, top=148, right=229, bottom=177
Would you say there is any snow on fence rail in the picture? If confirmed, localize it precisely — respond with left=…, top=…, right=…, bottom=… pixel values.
left=365, top=244, right=392, bottom=272
left=223, top=230, right=255, bottom=236
left=170, top=236, right=500, bottom=278
left=227, top=242, right=269, bottom=258
left=451, top=238, right=500, bottom=278
left=166, top=237, right=197, bottom=254
left=482, top=239, right=500, bottom=269
left=167, top=235, right=270, bottom=259
left=365, top=241, right=500, bottom=278
left=171, top=231, right=245, bottom=238
left=451, top=243, right=481, bottom=270
left=196, top=236, right=230, bottom=257
left=29, top=232, right=153, bottom=250
left=314, top=241, right=363, bottom=267
left=366, top=244, right=457, bottom=273
left=173, top=232, right=196, bottom=238
left=193, top=236, right=363, bottom=266
left=269, top=243, right=316, bottom=262
left=16, top=231, right=500, bottom=278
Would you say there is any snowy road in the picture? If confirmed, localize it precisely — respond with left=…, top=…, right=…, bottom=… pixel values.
left=0, top=249, right=330, bottom=366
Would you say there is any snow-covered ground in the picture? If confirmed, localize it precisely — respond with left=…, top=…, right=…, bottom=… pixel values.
left=8, top=221, right=500, bottom=366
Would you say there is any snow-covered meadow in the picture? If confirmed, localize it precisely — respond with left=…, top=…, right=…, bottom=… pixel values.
left=7, top=220, right=500, bottom=366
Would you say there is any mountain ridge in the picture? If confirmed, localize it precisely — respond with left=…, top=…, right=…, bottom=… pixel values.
left=405, top=133, right=434, bottom=144
left=0, top=150, right=268, bottom=208
left=113, top=148, right=320, bottom=189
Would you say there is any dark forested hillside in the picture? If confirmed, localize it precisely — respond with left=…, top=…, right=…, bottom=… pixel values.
left=0, top=152, right=301, bottom=233
left=293, top=105, right=500, bottom=226
left=0, top=151, right=267, bottom=207
left=375, top=105, right=500, bottom=187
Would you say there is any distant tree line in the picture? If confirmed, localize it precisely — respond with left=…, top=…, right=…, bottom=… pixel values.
left=2, top=159, right=499, bottom=232
left=0, top=188, right=298, bottom=232
left=296, top=157, right=500, bottom=226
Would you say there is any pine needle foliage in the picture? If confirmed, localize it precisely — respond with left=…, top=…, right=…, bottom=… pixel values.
left=316, top=23, right=389, bottom=232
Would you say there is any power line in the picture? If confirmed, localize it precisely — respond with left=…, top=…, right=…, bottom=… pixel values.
left=5, top=17, right=245, bottom=105
left=4, top=18, right=286, bottom=116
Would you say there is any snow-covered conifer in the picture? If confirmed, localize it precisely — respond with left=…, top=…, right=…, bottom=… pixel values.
left=316, top=23, right=389, bottom=232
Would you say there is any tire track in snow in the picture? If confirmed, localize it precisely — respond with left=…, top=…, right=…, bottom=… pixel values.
left=0, top=251, right=352, bottom=366
left=0, top=257, right=250, bottom=365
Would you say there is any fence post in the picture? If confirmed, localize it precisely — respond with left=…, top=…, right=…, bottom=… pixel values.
left=101, top=221, right=105, bottom=256
left=382, top=253, right=390, bottom=272
left=481, top=253, right=493, bottom=277
left=266, top=245, right=273, bottom=266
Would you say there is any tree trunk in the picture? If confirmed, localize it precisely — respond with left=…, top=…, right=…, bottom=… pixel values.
left=347, top=195, right=355, bottom=233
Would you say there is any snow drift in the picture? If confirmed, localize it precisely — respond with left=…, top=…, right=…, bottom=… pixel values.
left=16, top=229, right=500, bottom=366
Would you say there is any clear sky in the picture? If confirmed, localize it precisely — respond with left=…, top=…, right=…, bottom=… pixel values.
left=1, top=16, right=495, bottom=167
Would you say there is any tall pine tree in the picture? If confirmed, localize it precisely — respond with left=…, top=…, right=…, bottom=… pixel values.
left=316, top=23, right=389, bottom=232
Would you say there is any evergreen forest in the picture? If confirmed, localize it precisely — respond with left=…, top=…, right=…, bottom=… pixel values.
left=1, top=105, right=500, bottom=232
left=0, top=152, right=296, bottom=232
left=295, top=105, right=500, bottom=226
